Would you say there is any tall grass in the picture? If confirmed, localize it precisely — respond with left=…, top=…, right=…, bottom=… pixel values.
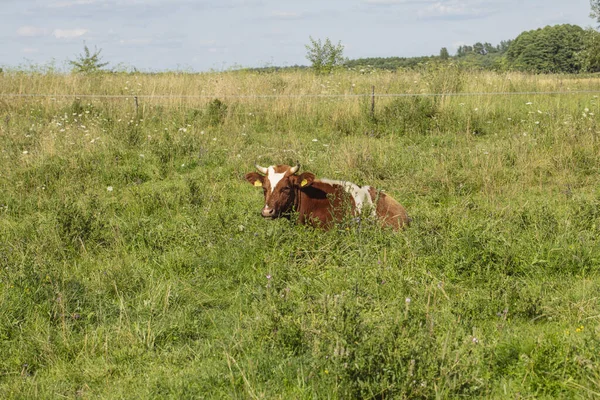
left=1, top=66, right=600, bottom=398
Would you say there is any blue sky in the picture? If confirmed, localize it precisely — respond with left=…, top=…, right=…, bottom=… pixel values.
left=0, top=0, right=594, bottom=72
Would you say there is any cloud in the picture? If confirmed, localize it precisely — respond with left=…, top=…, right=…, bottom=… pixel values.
left=364, top=0, right=435, bottom=6
left=198, top=40, right=217, bottom=47
left=365, top=0, right=416, bottom=4
left=17, top=26, right=48, bottom=37
left=53, top=28, right=89, bottom=39
left=47, top=0, right=160, bottom=7
left=119, top=38, right=152, bottom=45
left=46, top=0, right=257, bottom=10
left=269, top=11, right=304, bottom=20
left=418, top=1, right=494, bottom=19
left=49, top=0, right=97, bottom=7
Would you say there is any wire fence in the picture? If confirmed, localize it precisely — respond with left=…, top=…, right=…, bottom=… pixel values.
left=2, top=90, right=600, bottom=99
left=3, top=90, right=599, bottom=118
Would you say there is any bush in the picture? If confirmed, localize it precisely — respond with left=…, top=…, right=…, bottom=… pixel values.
left=305, top=36, right=346, bottom=74
left=380, top=96, right=438, bottom=134
left=205, top=98, right=228, bottom=126
left=69, top=44, right=109, bottom=74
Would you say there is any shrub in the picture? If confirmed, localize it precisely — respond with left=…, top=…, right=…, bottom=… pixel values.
left=380, top=96, right=438, bottom=134
left=205, top=98, right=228, bottom=126
left=69, top=44, right=109, bottom=74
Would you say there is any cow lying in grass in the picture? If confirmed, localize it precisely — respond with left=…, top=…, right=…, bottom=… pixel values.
left=245, top=164, right=410, bottom=230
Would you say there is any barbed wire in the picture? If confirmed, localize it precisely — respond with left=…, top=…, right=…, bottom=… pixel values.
left=1, top=90, right=600, bottom=99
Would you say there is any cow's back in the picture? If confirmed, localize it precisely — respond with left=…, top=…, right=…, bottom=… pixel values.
left=296, top=181, right=348, bottom=228
left=368, top=187, right=411, bottom=230
left=296, top=180, right=410, bottom=230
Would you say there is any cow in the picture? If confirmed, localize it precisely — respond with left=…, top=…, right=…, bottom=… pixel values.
left=244, top=163, right=410, bottom=230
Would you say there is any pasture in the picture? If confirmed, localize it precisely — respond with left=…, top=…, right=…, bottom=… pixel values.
left=1, top=66, right=600, bottom=398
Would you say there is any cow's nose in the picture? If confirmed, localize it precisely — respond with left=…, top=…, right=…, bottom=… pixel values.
left=261, top=206, right=275, bottom=218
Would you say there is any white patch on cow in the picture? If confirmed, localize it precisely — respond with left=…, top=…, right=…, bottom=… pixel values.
left=319, top=179, right=376, bottom=216
left=267, top=166, right=286, bottom=194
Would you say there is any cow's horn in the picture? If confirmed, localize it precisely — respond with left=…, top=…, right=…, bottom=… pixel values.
left=289, top=163, right=300, bottom=174
left=255, top=164, right=268, bottom=174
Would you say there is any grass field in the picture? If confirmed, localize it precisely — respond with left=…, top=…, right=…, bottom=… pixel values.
left=1, top=66, right=600, bottom=398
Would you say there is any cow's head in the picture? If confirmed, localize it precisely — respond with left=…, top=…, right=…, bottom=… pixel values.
left=245, top=164, right=315, bottom=219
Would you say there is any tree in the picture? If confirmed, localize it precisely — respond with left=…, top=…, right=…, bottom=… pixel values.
left=483, top=42, right=497, bottom=54
left=69, top=44, right=109, bottom=74
left=456, top=45, right=473, bottom=57
left=580, top=28, right=600, bottom=72
left=439, top=47, right=450, bottom=60
left=305, top=37, right=345, bottom=74
left=473, top=42, right=486, bottom=55
left=497, top=40, right=512, bottom=53
left=591, top=0, right=600, bottom=26
left=506, top=24, right=585, bottom=73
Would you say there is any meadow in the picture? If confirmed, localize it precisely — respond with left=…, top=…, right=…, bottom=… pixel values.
left=1, top=65, right=600, bottom=398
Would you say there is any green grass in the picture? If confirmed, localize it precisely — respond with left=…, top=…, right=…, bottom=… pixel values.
left=1, top=68, right=600, bottom=398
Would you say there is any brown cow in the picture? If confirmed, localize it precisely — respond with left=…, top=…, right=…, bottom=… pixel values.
left=244, top=164, right=410, bottom=230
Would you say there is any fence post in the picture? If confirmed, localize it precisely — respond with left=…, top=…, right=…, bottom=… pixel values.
left=134, top=96, right=139, bottom=115
left=371, top=86, right=375, bottom=119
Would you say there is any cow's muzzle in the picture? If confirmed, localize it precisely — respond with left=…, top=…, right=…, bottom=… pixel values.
left=261, top=206, right=276, bottom=218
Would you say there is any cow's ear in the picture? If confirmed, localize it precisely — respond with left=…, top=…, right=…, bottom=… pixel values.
left=245, top=172, right=265, bottom=188
left=293, top=172, right=315, bottom=188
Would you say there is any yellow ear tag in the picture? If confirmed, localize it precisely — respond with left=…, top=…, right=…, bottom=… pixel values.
left=301, top=179, right=308, bottom=187
left=254, top=180, right=262, bottom=187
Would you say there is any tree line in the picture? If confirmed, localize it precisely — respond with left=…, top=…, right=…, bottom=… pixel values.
left=345, top=24, right=600, bottom=74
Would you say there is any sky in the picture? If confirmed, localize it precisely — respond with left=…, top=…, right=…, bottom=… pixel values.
left=0, top=0, right=594, bottom=72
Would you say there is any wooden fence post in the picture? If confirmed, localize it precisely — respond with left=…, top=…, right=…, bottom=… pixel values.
left=371, top=86, right=375, bottom=119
